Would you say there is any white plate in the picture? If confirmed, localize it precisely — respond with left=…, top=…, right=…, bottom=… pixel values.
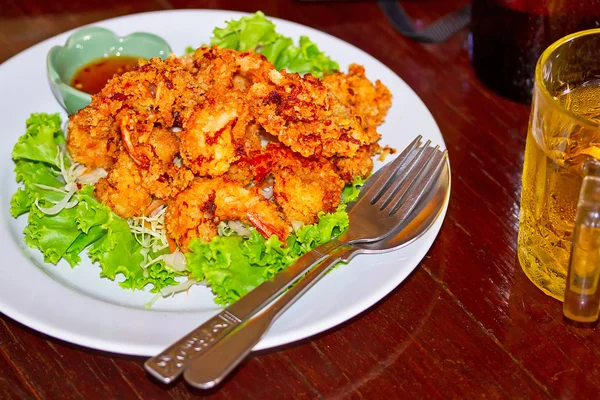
left=0, top=10, right=448, bottom=356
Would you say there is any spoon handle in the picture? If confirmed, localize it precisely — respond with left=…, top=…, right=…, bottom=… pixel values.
left=183, top=246, right=357, bottom=389
left=145, top=238, right=345, bottom=384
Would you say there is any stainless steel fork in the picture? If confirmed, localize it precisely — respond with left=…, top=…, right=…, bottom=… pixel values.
left=145, top=136, right=447, bottom=384
left=183, top=146, right=449, bottom=389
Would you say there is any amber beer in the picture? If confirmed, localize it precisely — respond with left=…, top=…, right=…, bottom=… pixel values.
left=518, top=30, right=600, bottom=300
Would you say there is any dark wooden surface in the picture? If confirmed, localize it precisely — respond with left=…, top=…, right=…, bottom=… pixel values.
left=1, top=0, right=596, bottom=399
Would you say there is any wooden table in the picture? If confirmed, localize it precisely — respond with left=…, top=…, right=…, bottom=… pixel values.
left=1, top=0, right=596, bottom=398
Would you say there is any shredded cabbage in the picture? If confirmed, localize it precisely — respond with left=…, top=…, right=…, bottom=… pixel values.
left=261, top=186, right=274, bottom=200
left=11, top=113, right=178, bottom=295
left=143, top=249, right=187, bottom=272
left=33, top=146, right=86, bottom=215
left=34, top=188, right=77, bottom=215
left=160, top=278, right=198, bottom=297
left=77, top=168, right=107, bottom=185
left=128, top=205, right=169, bottom=267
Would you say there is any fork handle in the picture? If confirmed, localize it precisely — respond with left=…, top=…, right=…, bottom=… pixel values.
left=145, top=237, right=346, bottom=384
left=183, top=246, right=357, bottom=389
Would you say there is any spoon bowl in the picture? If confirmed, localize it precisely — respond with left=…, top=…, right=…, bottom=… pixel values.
left=182, top=147, right=450, bottom=389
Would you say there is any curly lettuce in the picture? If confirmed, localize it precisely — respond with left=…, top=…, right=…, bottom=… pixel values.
left=11, top=113, right=177, bottom=292
left=186, top=205, right=351, bottom=305
left=10, top=113, right=360, bottom=305
left=209, top=11, right=339, bottom=78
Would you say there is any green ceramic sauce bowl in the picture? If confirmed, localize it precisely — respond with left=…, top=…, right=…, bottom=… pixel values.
left=47, top=26, right=172, bottom=115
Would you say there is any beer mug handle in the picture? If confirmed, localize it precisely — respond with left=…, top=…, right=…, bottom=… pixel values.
left=564, top=160, right=600, bottom=322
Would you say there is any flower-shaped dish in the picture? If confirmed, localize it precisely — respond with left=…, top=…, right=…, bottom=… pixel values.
left=47, top=26, right=171, bottom=114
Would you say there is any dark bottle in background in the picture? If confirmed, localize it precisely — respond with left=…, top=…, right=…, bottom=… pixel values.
left=469, top=0, right=600, bottom=104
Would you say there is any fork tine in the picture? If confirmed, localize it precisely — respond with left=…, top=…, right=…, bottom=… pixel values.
left=369, top=139, right=431, bottom=206
left=358, top=136, right=423, bottom=205
left=388, top=149, right=448, bottom=219
left=377, top=144, right=438, bottom=210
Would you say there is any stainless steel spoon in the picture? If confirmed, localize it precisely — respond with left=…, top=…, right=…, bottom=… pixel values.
left=183, top=152, right=450, bottom=389
left=146, top=137, right=445, bottom=384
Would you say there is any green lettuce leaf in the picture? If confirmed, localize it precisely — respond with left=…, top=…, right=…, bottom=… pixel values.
left=75, top=185, right=111, bottom=233
left=24, top=205, right=83, bottom=265
left=210, top=11, right=339, bottom=78
left=187, top=234, right=271, bottom=305
left=87, top=215, right=177, bottom=293
left=342, top=176, right=366, bottom=203
left=10, top=113, right=70, bottom=217
left=186, top=204, right=351, bottom=305
left=10, top=160, right=67, bottom=217
left=63, top=225, right=106, bottom=266
left=10, top=188, right=31, bottom=217
left=12, top=113, right=178, bottom=293
left=10, top=112, right=360, bottom=305
left=260, top=36, right=294, bottom=68
left=211, top=11, right=279, bottom=51
left=12, top=113, right=64, bottom=167
left=61, top=186, right=113, bottom=266
left=12, top=114, right=80, bottom=264
left=281, top=36, right=340, bottom=77
left=21, top=187, right=112, bottom=267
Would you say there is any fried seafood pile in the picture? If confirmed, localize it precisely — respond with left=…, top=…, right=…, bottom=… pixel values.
left=66, top=46, right=392, bottom=251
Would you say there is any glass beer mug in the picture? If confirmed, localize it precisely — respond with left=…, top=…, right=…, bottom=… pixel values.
left=518, top=29, right=600, bottom=322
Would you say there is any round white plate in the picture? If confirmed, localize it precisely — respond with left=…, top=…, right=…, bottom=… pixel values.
left=0, top=10, right=448, bottom=356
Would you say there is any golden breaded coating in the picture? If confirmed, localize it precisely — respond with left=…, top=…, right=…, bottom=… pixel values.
left=67, top=55, right=205, bottom=169
left=148, top=126, right=180, bottom=164
left=247, top=68, right=378, bottom=158
left=177, top=47, right=276, bottom=177
left=193, top=46, right=275, bottom=90
left=66, top=107, right=120, bottom=170
left=232, top=119, right=264, bottom=155
left=247, top=144, right=345, bottom=225
left=67, top=45, right=392, bottom=249
left=141, top=162, right=195, bottom=201
left=164, top=179, right=220, bottom=252
left=332, top=144, right=377, bottom=184
left=274, top=156, right=344, bottom=225
left=94, top=152, right=153, bottom=218
left=211, top=179, right=289, bottom=241
left=224, top=160, right=255, bottom=186
left=323, top=64, right=392, bottom=131
left=130, top=125, right=195, bottom=200
left=223, top=122, right=270, bottom=185
left=179, top=99, right=240, bottom=177
left=165, top=177, right=290, bottom=251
